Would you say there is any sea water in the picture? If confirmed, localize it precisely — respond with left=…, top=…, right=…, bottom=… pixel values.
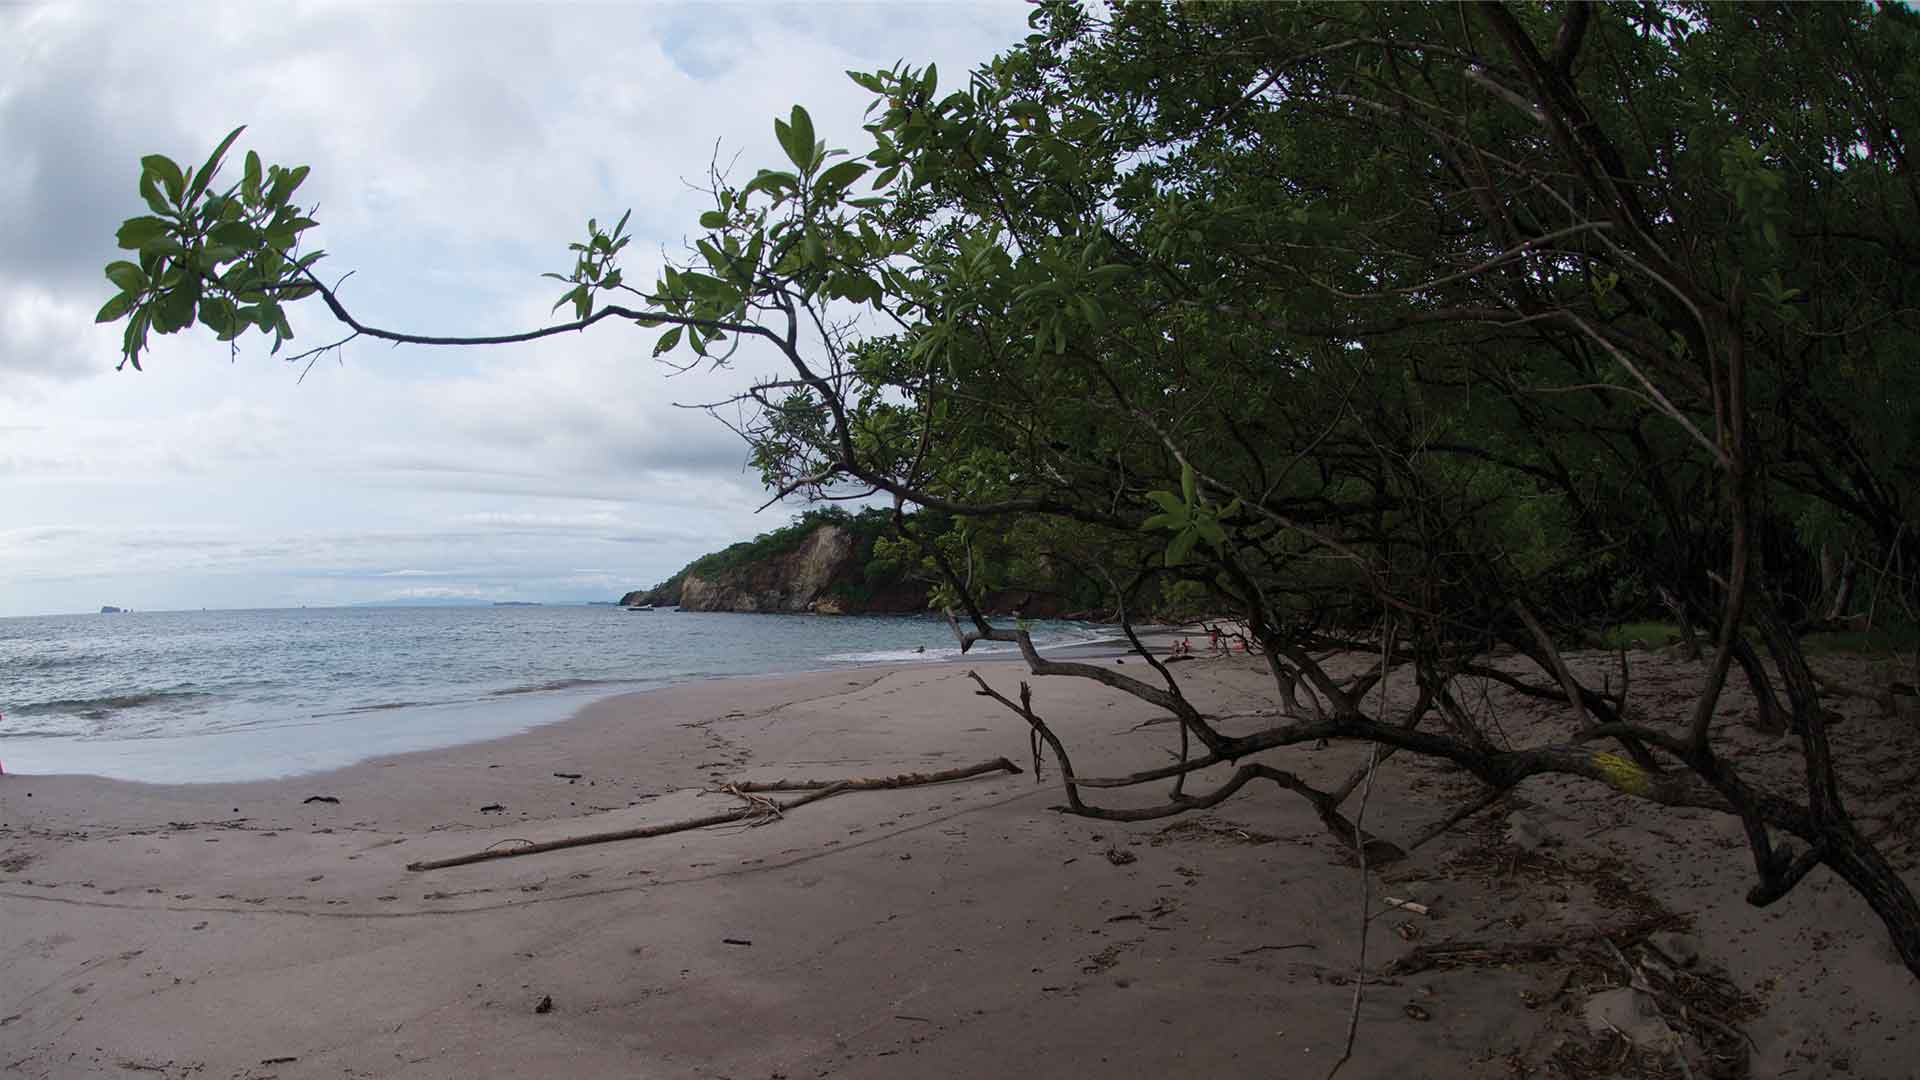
left=0, top=606, right=1109, bottom=783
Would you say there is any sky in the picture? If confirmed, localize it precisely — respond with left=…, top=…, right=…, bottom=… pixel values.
left=0, top=0, right=1032, bottom=617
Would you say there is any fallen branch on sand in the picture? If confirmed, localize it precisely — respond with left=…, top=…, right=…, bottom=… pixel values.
left=405, top=758, right=1023, bottom=871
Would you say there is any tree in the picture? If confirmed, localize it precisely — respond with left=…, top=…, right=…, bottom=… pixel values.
left=102, top=0, right=1920, bottom=985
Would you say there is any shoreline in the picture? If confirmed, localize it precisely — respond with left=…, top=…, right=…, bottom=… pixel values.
left=3, top=654, right=1914, bottom=1077
left=0, top=621, right=1149, bottom=787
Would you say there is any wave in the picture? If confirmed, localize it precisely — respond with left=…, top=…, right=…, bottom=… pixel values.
left=319, top=700, right=429, bottom=716
left=821, top=632, right=1117, bottom=666
left=825, top=647, right=952, bottom=664
left=0, top=727, right=90, bottom=739
left=487, top=677, right=637, bottom=697
left=10, top=690, right=211, bottom=719
left=7, top=653, right=98, bottom=673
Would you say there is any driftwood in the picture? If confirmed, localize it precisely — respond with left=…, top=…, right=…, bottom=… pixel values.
left=405, top=757, right=1022, bottom=871
left=727, top=759, right=1020, bottom=792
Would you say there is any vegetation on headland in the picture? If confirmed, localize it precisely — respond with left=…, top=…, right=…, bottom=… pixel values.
left=623, top=506, right=1142, bottom=616
left=102, top=0, right=1920, bottom=993
left=622, top=508, right=892, bottom=609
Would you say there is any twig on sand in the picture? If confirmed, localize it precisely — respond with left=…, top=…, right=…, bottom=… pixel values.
left=725, top=759, right=1020, bottom=792
left=405, top=758, right=1022, bottom=871
left=1326, top=621, right=1393, bottom=1080
left=1238, top=942, right=1314, bottom=956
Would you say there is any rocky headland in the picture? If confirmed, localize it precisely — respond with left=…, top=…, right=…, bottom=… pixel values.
left=619, top=515, right=1089, bottom=617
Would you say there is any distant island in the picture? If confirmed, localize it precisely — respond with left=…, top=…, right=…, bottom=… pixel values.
left=99, top=605, right=125, bottom=614
left=491, top=601, right=540, bottom=607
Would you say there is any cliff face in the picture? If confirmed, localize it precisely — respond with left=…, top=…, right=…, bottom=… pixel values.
left=625, top=524, right=931, bottom=614
left=680, top=524, right=857, bottom=613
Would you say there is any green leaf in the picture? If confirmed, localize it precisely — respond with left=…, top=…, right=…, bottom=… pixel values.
left=699, top=210, right=728, bottom=230
left=816, top=160, right=869, bottom=194
left=1145, top=490, right=1185, bottom=516
left=774, top=116, right=795, bottom=162
left=95, top=292, right=135, bottom=324
left=156, top=285, right=197, bottom=334
left=682, top=271, right=735, bottom=302
left=786, top=105, right=816, bottom=172
left=1141, top=512, right=1182, bottom=532
left=104, top=261, right=148, bottom=293
left=188, top=125, right=245, bottom=204
left=141, top=154, right=185, bottom=203
left=266, top=164, right=310, bottom=207
left=743, top=170, right=799, bottom=201
left=1076, top=294, right=1102, bottom=329
left=115, top=216, right=171, bottom=251
left=197, top=296, right=233, bottom=333
left=1180, top=462, right=1196, bottom=507
left=139, top=174, right=172, bottom=216
left=1165, top=528, right=1199, bottom=567
left=243, top=150, right=262, bottom=202
left=209, top=221, right=257, bottom=248
left=653, top=326, right=683, bottom=356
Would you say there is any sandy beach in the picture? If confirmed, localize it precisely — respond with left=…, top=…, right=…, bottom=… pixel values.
left=4, top=653, right=1917, bottom=1078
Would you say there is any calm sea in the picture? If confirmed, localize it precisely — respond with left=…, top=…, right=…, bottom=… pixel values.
left=0, top=606, right=1108, bottom=783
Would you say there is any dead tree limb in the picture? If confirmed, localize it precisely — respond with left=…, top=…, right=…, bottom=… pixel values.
left=968, top=670, right=1085, bottom=811
left=406, top=758, right=1022, bottom=871
left=728, top=758, right=1022, bottom=792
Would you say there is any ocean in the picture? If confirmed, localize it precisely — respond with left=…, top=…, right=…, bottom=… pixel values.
left=0, top=605, right=1110, bottom=784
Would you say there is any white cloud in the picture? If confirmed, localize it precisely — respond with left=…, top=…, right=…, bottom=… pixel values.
left=0, top=0, right=1031, bottom=616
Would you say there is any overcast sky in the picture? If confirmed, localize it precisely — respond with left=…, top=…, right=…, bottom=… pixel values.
left=0, top=0, right=1031, bottom=617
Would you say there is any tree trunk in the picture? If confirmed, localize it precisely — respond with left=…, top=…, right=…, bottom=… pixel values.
left=1819, top=826, right=1920, bottom=979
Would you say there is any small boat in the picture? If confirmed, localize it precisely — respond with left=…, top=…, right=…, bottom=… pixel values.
left=626, top=604, right=655, bottom=612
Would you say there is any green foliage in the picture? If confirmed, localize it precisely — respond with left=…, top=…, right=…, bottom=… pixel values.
left=1142, top=464, right=1241, bottom=568
left=106, top=2, right=1920, bottom=645
left=103, top=126, right=323, bottom=369
left=1597, top=623, right=1682, bottom=650
left=541, top=211, right=631, bottom=323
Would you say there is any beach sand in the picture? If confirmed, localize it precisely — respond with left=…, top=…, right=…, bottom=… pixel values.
left=3, top=653, right=1917, bottom=1078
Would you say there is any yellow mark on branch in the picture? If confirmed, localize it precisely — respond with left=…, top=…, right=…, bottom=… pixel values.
left=1591, top=752, right=1652, bottom=796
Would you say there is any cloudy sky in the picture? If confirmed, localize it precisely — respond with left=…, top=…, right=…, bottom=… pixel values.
left=0, top=0, right=1030, bottom=617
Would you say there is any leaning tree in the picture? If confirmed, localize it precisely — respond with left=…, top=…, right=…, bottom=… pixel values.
left=101, top=1, right=1920, bottom=977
